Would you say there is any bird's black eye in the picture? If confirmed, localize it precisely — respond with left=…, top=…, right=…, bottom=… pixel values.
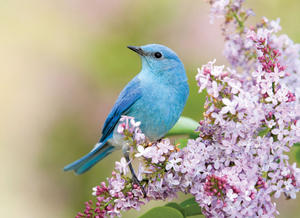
left=154, top=52, right=162, bottom=59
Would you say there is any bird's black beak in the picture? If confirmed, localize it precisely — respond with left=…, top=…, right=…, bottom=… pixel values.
left=127, top=46, right=145, bottom=56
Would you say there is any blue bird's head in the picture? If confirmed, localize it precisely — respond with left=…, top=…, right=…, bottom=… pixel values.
left=127, top=44, right=187, bottom=84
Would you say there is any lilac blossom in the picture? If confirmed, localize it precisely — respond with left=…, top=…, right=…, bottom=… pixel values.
left=115, top=157, right=129, bottom=175
left=77, top=1, right=300, bottom=217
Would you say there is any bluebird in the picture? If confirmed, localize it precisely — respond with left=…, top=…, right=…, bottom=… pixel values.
left=64, top=44, right=189, bottom=195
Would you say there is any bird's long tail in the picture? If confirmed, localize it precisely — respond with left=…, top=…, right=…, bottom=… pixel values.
left=64, top=142, right=114, bottom=175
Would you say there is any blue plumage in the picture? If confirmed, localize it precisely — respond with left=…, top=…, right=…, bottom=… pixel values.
left=64, top=44, right=189, bottom=175
left=64, top=142, right=114, bottom=175
left=100, top=77, right=142, bottom=142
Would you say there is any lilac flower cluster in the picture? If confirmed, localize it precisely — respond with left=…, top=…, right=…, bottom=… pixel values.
left=193, top=56, right=300, bottom=216
left=208, top=0, right=300, bottom=103
left=77, top=1, right=300, bottom=217
left=76, top=117, right=180, bottom=218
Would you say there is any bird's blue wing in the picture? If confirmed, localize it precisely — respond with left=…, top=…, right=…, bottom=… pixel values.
left=100, top=76, right=142, bottom=142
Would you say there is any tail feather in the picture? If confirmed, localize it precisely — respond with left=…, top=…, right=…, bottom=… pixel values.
left=64, top=142, right=114, bottom=175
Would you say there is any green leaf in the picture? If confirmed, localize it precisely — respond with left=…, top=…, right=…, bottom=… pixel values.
left=180, top=197, right=197, bottom=208
left=180, top=197, right=202, bottom=217
left=294, top=142, right=300, bottom=147
left=258, top=127, right=270, bottom=137
left=165, top=202, right=185, bottom=217
left=167, top=116, right=199, bottom=139
left=175, top=139, right=189, bottom=149
left=175, top=138, right=189, bottom=149
left=139, top=206, right=184, bottom=218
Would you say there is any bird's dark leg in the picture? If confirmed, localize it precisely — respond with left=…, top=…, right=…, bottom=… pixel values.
left=122, top=144, right=147, bottom=197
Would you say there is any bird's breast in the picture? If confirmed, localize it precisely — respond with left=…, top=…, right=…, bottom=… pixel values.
left=125, top=81, right=188, bottom=140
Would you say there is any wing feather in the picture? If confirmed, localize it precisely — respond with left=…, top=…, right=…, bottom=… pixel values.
left=100, top=77, right=142, bottom=142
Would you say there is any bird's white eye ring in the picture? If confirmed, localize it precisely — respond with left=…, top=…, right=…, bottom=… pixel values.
left=154, top=52, right=162, bottom=59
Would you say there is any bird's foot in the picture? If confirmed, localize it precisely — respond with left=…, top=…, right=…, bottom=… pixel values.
left=123, top=147, right=147, bottom=198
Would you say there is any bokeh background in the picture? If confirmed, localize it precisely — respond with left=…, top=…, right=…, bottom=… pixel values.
left=1, top=0, right=300, bottom=217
